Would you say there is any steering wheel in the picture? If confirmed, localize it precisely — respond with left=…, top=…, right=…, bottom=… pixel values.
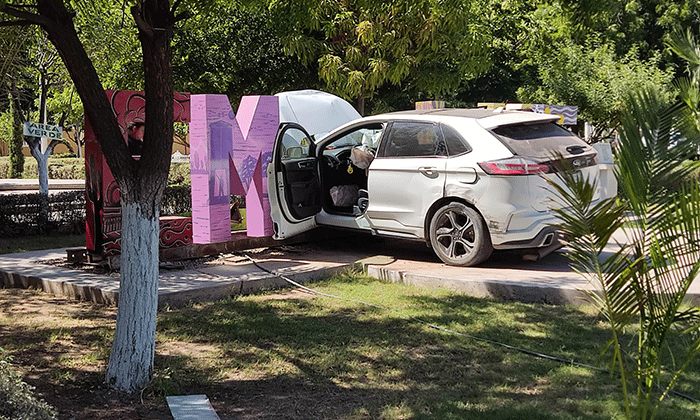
left=324, top=153, right=342, bottom=169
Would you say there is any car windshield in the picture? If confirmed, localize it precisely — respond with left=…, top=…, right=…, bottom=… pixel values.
left=491, top=122, right=591, bottom=159
left=325, top=126, right=383, bottom=150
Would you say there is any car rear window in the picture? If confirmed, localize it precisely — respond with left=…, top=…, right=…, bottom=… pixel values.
left=441, top=124, right=471, bottom=156
left=491, top=122, right=591, bottom=159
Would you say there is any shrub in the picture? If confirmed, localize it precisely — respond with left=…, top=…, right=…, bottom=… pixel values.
left=50, top=152, right=77, bottom=159
left=167, top=162, right=191, bottom=186
left=161, top=185, right=191, bottom=216
left=47, top=159, right=84, bottom=179
left=0, top=352, right=57, bottom=420
left=0, top=157, right=190, bottom=183
left=0, top=186, right=193, bottom=237
left=0, top=191, right=85, bottom=237
left=0, top=157, right=85, bottom=180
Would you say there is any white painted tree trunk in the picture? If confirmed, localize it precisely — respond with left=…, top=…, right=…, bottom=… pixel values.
left=35, top=151, right=49, bottom=196
left=105, top=201, right=160, bottom=393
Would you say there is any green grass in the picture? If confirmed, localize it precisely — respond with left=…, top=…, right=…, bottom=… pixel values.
left=152, top=272, right=700, bottom=420
left=1, top=270, right=699, bottom=419
left=231, top=207, right=246, bottom=231
left=0, top=234, right=85, bottom=254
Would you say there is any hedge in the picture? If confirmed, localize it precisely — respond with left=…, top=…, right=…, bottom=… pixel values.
left=0, top=186, right=195, bottom=237
left=0, top=158, right=190, bottom=185
left=161, top=185, right=192, bottom=216
left=0, top=191, right=86, bottom=237
left=0, top=157, right=84, bottom=180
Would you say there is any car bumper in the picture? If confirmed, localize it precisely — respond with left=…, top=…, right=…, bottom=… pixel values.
left=491, top=222, right=560, bottom=250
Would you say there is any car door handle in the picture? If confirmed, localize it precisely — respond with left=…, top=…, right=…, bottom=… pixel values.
left=298, top=161, right=313, bottom=169
left=418, top=166, right=439, bottom=179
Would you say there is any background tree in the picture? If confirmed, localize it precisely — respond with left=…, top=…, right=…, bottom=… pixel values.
left=23, top=28, right=70, bottom=194
left=453, top=0, right=538, bottom=105
left=518, top=42, right=674, bottom=142
left=268, top=0, right=490, bottom=115
left=173, top=4, right=317, bottom=106
left=47, top=86, right=84, bottom=157
left=7, top=91, right=24, bottom=177
left=2, top=25, right=73, bottom=190
left=0, top=25, right=29, bottom=177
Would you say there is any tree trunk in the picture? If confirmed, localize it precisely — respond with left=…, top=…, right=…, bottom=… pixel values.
left=357, top=95, right=365, bottom=116
left=30, top=71, right=51, bottom=195
left=104, top=0, right=175, bottom=393
left=105, top=202, right=160, bottom=393
left=33, top=145, right=49, bottom=195
left=74, top=128, right=82, bottom=158
left=2, top=0, right=177, bottom=394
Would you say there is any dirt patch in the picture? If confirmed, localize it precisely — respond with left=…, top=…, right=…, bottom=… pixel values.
left=259, top=288, right=316, bottom=301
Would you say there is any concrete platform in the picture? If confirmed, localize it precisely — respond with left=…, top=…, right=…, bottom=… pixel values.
left=0, top=244, right=368, bottom=307
left=1, top=230, right=699, bottom=308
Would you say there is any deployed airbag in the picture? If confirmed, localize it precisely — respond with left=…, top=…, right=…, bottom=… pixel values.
left=330, top=185, right=359, bottom=207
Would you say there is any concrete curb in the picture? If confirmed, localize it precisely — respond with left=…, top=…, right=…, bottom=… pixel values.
left=1, top=236, right=698, bottom=308
left=0, top=249, right=119, bottom=305
left=0, top=247, right=359, bottom=308
left=364, top=264, right=591, bottom=306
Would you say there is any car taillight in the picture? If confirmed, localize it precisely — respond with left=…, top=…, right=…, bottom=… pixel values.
left=478, top=157, right=549, bottom=175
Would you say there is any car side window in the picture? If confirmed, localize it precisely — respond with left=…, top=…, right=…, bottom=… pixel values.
left=379, top=122, right=446, bottom=158
left=441, top=124, right=471, bottom=156
left=281, top=128, right=312, bottom=162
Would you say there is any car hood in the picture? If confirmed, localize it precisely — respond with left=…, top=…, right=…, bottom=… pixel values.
left=275, top=90, right=361, bottom=140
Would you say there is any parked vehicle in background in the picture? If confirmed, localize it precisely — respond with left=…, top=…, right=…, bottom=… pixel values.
left=268, top=107, right=617, bottom=266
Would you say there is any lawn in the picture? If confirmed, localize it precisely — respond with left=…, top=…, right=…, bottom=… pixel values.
left=1, top=271, right=698, bottom=419
left=0, top=234, right=85, bottom=254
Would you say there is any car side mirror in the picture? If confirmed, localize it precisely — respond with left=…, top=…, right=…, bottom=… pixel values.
left=285, top=147, right=303, bottom=159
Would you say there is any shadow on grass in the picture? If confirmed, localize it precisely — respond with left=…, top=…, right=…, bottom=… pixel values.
left=152, top=294, right=700, bottom=420
left=2, top=285, right=699, bottom=420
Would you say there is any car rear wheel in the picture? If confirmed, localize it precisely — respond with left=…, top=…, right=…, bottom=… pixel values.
left=429, top=202, right=492, bottom=266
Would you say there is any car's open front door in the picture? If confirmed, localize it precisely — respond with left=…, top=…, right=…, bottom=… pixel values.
left=267, top=123, right=321, bottom=239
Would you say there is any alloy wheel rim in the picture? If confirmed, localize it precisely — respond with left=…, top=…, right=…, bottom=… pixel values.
left=435, top=209, right=476, bottom=260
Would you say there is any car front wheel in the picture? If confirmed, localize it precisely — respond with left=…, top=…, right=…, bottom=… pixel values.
left=429, top=202, right=493, bottom=266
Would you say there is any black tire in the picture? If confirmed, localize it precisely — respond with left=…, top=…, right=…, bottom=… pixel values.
left=429, top=202, right=493, bottom=266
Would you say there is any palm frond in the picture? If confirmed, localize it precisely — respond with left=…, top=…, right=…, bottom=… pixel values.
left=668, top=28, right=700, bottom=84
left=550, top=80, right=700, bottom=419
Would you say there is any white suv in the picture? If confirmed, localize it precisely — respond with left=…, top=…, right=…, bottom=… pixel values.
left=268, top=108, right=616, bottom=266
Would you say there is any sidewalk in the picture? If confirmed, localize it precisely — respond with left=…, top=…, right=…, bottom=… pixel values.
left=0, top=178, right=84, bottom=194
left=0, top=231, right=698, bottom=308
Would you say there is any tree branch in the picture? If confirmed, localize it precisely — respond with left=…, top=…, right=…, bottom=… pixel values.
left=0, top=19, right=32, bottom=27
left=58, top=109, right=68, bottom=127
left=4, top=3, right=37, bottom=9
left=24, top=135, right=40, bottom=148
left=171, top=0, right=184, bottom=14
left=1, top=4, right=55, bottom=29
left=130, top=4, right=154, bottom=38
left=47, top=138, right=62, bottom=154
left=173, top=11, right=191, bottom=23
left=9, top=92, right=26, bottom=124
